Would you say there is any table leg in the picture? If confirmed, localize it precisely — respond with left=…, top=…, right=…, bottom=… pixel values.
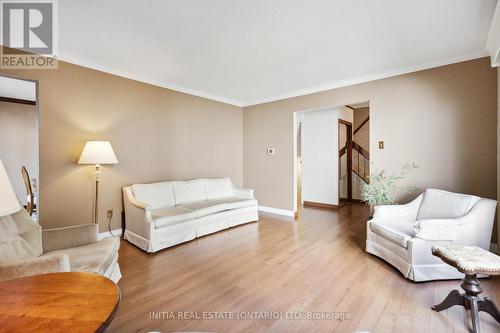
left=432, top=289, right=464, bottom=312
left=478, top=297, right=500, bottom=324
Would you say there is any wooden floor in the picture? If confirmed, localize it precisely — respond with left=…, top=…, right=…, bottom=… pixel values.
left=107, top=204, right=500, bottom=333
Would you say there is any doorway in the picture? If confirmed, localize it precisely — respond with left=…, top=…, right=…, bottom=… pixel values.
left=0, top=75, right=39, bottom=221
left=339, top=103, right=370, bottom=203
left=338, top=119, right=352, bottom=201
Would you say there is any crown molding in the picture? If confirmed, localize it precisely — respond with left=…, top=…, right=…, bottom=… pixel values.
left=58, top=50, right=489, bottom=109
left=242, top=50, right=489, bottom=107
left=56, top=53, right=245, bottom=107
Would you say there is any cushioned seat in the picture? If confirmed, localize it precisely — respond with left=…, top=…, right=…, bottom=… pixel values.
left=369, top=218, right=415, bottom=248
left=45, top=237, right=120, bottom=275
left=152, top=207, right=196, bottom=229
left=209, top=197, right=258, bottom=210
left=177, top=201, right=228, bottom=218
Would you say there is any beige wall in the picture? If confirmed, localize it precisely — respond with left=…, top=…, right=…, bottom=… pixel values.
left=243, top=58, right=497, bottom=212
left=0, top=61, right=243, bottom=232
left=0, top=101, right=37, bottom=205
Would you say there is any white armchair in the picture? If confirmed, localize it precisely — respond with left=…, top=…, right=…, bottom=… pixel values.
left=366, top=189, right=497, bottom=281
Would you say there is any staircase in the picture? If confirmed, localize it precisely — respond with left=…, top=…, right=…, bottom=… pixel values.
left=339, top=140, right=369, bottom=183
left=339, top=116, right=369, bottom=184
left=351, top=141, right=369, bottom=183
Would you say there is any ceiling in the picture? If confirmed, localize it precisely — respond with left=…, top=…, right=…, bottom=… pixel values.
left=0, top=76, right=36, bottom=101
left=59, top=0, right=497, bottom=107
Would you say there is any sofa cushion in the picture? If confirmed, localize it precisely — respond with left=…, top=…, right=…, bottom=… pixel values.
left=132, top=182, right=175, bottom=209
left=209, top=197, right=257, bottom=210
left=152, top=207, right=196, bottom=229
left=203, top=178, right=234, bottom=200
left=370, top=218, right=415, bottom=248
left=177, top=201, right=227, bottom=218
left=417, top=189, right=477, bottom=220
left=173, top=179, right=207, bottom=205
left=45, top=237, right=119, bottom=275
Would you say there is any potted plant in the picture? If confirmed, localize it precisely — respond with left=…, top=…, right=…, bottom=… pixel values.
left=361, top=163, right=420, bottom=208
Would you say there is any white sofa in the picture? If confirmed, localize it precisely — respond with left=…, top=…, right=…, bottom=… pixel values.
left=123, top=178, right=258, bottom=253
left=366, top=189, right=496, bottom=281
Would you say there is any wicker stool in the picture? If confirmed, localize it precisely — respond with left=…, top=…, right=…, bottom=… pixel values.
left=432, top=245, right=500, bottom=333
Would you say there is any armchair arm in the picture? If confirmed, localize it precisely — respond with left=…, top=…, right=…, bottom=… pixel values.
left=414, top=198, right=497, bottom=241
left=373, top=194, right=423, bottom=220
left=233, top=187, right=254, bottom=199
left=0, top=253, right=70, bottom=282
left=43, top=224, right=98, bottom=253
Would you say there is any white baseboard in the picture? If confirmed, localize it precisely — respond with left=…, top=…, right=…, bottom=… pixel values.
left=491, top=243, right=500, bottom=255
left=258, top=205, right=295, bottom=217
left=99, top=228, right=123, bottom=240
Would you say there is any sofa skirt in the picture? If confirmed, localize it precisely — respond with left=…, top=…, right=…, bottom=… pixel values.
left=125, top=206, right=259, bottom=253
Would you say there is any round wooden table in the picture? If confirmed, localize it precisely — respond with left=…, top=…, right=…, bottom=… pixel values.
left=0, top=272, right=120, bottom=333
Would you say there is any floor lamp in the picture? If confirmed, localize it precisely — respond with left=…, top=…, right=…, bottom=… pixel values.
left=78, top=141, right=118, bottom=225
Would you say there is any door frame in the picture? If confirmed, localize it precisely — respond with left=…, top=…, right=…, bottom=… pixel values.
left=338, top=119, right=352, bottom=201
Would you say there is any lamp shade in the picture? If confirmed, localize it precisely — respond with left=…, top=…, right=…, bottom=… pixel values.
left=0, top=159, right=21, bottom=217
left=78, top=141, right=118, bottom=165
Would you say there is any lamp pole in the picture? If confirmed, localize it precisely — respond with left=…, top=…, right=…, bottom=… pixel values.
left=93, top=164, right=101, bottom=225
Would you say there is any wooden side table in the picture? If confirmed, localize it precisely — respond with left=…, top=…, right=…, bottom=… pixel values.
left=432, top=245, right=500, bottom=333
left=0, top=272, right=120, bottom=333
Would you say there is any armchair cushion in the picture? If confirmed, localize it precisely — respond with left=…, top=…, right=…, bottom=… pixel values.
left=0, top=253, right=70, bottom=282
left=369, top=218, right=415, bottom=248
left=42, top=224, right=98, bottom=253
left=45, top=237, right=119, bottom=275
left=417, top=189, right=479, bottom=220
left=414, top=219, right=458, bottom=241
left=0, top=213, right=42, bottom=262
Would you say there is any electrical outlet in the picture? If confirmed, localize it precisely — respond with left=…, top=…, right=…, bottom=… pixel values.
left=107, top=209, right=113, bottom=219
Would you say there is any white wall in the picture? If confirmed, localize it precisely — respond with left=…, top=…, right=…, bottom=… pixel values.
left=301, top=107, right=342, bottom=205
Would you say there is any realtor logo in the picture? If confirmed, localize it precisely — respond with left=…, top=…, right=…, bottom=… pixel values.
left=1, top=0, right=58, bottom=69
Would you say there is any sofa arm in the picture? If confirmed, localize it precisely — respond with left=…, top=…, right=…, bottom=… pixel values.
left=0, top=253, right=70, bottom=282
left=373, top=194, right=423, bottom=220
left=123, top=186, right=154, bottom=239
left=233, top=188, right=254, bottom=199
left=43, top=224, right=98, bottom=253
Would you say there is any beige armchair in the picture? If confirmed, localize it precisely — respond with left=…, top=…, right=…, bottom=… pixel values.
left=0, top=209, right=121, bottom=283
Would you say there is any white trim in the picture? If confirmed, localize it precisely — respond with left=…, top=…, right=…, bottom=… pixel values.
left=58, top=51, right=488, bottom=108
left=243, top=51, right=489, bottom=106
left=258, top=205, right=295, bottom=217
left=99, top=228, right=123, bottom=240
left=56, top=53, right=245, bottom=107
left=487, top=2, right=500, bottom=66
left=293, top=112, right=298, bottom=213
